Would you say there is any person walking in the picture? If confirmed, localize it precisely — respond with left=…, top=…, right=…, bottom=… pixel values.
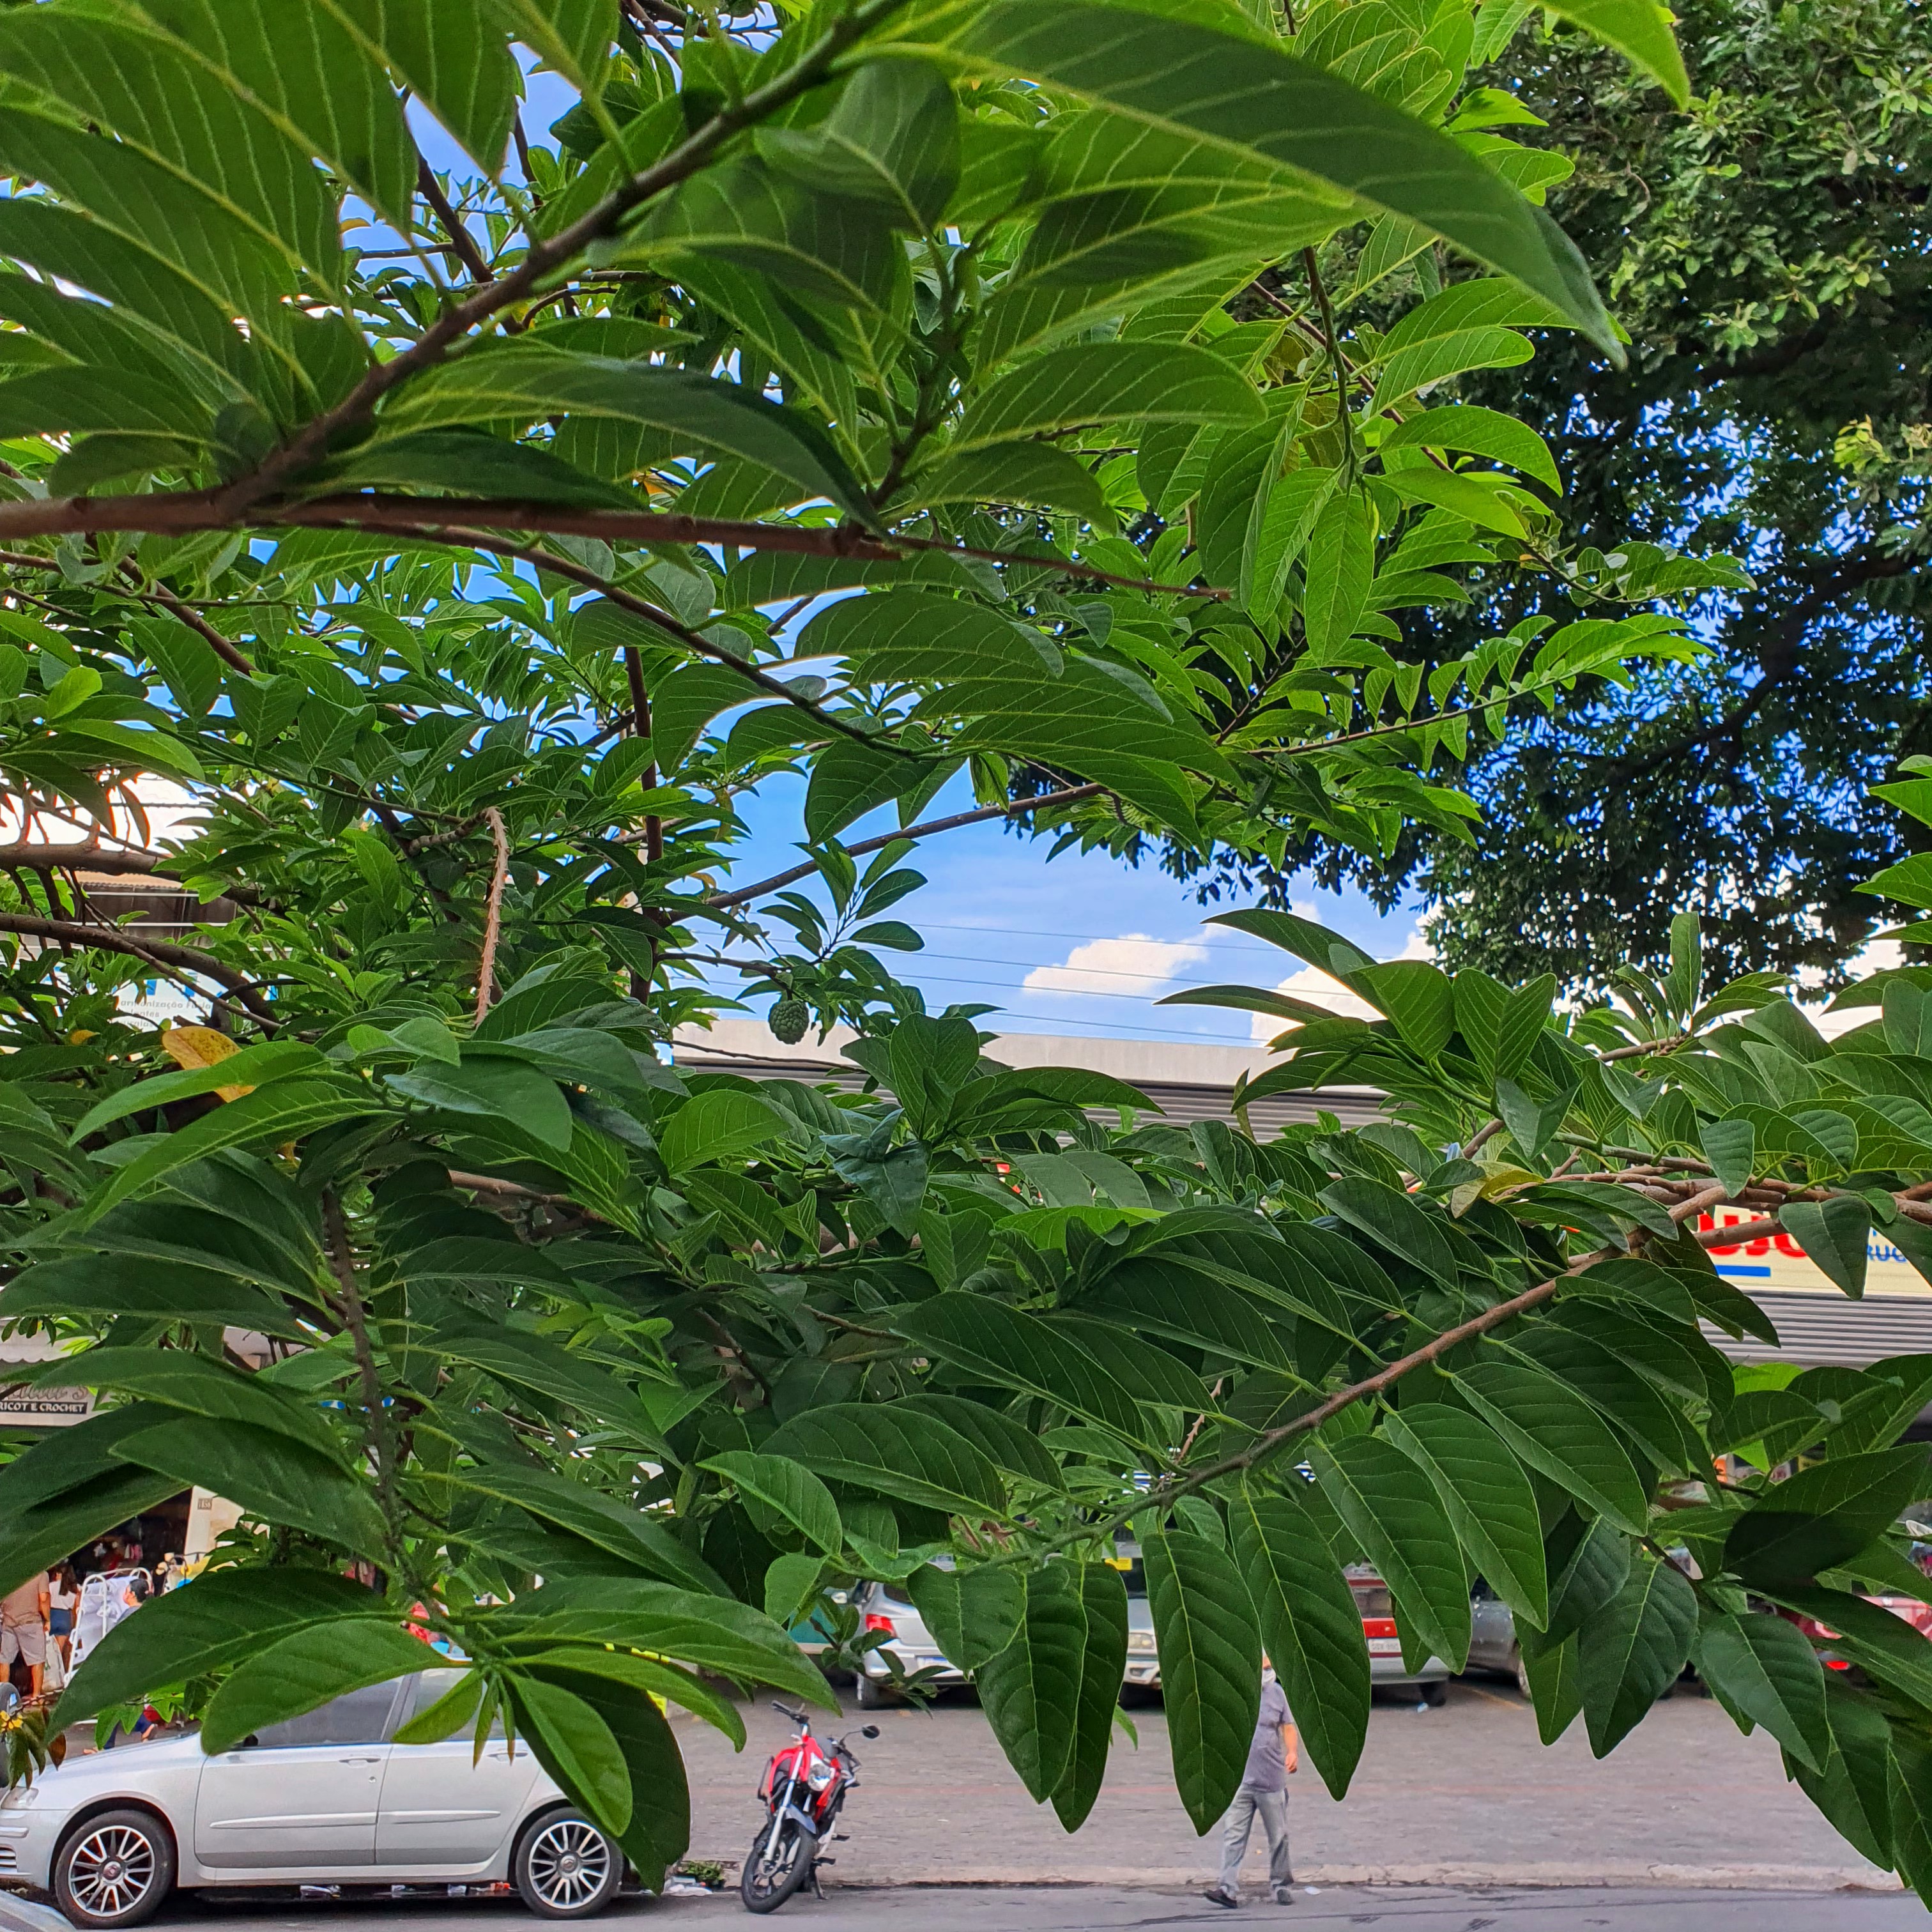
left=46, top=1563, right=77, bottom=1675
left=1, top=1569, right=50, bottom=1698
left=1203, top=1657, right=1298, bottom=1908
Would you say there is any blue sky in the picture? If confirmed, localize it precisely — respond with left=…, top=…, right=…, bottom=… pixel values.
left=702, top=770, right=1430, bottom=1048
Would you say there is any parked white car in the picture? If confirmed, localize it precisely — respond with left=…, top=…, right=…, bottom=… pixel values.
left=0, top=1670, right=623, bottom=1929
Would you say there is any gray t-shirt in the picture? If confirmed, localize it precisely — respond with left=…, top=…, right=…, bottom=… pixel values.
left=1243, top=1678, right=1293, bottom=1790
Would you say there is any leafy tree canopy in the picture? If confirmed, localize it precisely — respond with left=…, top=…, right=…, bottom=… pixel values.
left=3, top=0, right=1931, bottom=1904
left=1365, top=0, right=1931, bottom=990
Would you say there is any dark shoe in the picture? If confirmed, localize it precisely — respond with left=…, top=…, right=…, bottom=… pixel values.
left=1275, top=1887, right=1297, bottom=1904
left=1202, top=1887, right=1239, bottom=1908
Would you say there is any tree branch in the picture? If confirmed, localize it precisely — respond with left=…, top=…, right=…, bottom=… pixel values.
left=0, top=909, right=279, bottom=1023
left=416, top=159, right=493, bottom=286
left=0, top=496, right=1230, bottom=601
left=473, top=806, right=509, bottom=1023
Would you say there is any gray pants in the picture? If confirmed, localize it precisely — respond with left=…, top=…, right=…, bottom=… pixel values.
left=1216, top=1784, right=1291, bottom=1898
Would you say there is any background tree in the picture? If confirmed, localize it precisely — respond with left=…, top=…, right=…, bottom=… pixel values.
left=6, top=0, right=1931, bottom=1910
left=1395, top=0, right=1931, bottom=989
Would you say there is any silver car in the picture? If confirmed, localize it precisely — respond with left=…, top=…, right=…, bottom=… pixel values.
left=1346, top=1570, right=1450, bottom=1704
left=0, top=1670, right=624, bottom=1929
left=854, top=1558, right=1156, bottom=1702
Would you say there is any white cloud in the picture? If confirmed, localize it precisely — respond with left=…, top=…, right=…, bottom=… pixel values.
left=1022, top=932, right=1209, bottom=999
left=1248, top=925, right=1434, bottom=1042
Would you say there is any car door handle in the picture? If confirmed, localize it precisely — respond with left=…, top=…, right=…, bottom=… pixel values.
left=338, top=1755, right=383, bottom=1764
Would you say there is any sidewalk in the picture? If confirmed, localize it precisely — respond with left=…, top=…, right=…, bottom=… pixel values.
left=677, top=1680, right=1898, bottom=1893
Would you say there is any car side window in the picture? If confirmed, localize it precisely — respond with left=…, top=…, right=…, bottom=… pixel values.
left=254, top=1681, right=409, bottom=1749
left=401, top=1668, right=505, bottom=1742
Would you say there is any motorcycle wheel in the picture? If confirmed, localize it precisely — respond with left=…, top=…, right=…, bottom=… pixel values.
left=740, top=1816, right=815, bottom=1914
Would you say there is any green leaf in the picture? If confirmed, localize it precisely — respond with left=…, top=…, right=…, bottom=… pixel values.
left=1692, top=1611, right=1831, bottom=1774
left=1788, top=1676, right=1895, bottom=1869
left=1351, top=960, right=1456, bottom=1059
left=1377, top=404, right=1560, bottom=491
left=502, top=1579, right=834, bottom=1708
left=0, top=1466, right=182, bottom=1602
left=493, top=0, right=617, bottom=98
left=1777, top=1197, right=1873, bottom=1298
left=323, top=0, right=519, bottom=173
left=40, top=1347, right=342, bottom=1459
left=1698, top=1117, right=1758, bottom=1199
left=1763, top=1586, right=1932, bottom=1709
left=516, top=1664, right=689, bottom=1887
left=386, top=1056, right=574, bottom=1153
left=1308, top=1433, right=1469, bottom=1669
left=449, top=1464, right=726, bottom=1595
left=1537, top=0, right=1689, bottom=105
left=907, top=1562, right=1025, bottom=1673
left=1368, top=278, right=1550, bottom=410
left=1316, top=1175, right=1459, bottom=1288
left=907, top=438, right=1110, bottom=518
left=1453, top=1360, right=1650, bottom=1534
left=1381, top=1405, right=1547, bottom=1630
left=505, top=1671, right=633, bottom=1836
left=975, top=1562, right=1089, bottom=1803
left=760, top=1401, right=1008, bottom=1517
left=951, top=341, right=1264, bottom=451
left=383, top=347, right=873, bottom=518
left=433, top=1322, right=659, bottom=1436
left=892, top=1395, right=1064, bottom=1490
left=758, top=58, right=961, bottom=230
left=1142, top=1524, right=1262, bottom=1833
left=1516, top=1625, right=1583, bottom=1744
left=1542, top=1513, right=1634, bottom=1644
left=1050, top=1562, right=1131, bottom=1832
left=804, top=735, right=942, bottom=843
left=1575, top=1551, right=1698, bottom=1756
left=1230, top=1485, right=1370, bottom=1800
left=701, top=1450, right=842, bottom=1554
left=659, top=1088, right=790, bottom=1174
left=506, top=1644, right=745, bottom=1747
left=56, top=1565, right=379, bottom=1726
left=896, top=2, right=1616, bottom=345
left=0, top=1254, right=306, bottom=1337
left=67, top=1041, right=325, bottom=1143
left=1301, top=489, right=1376, bottom=657
left=893, top=1292, right=1167, bottom=1445
left=201, top=1620, right=439, bottom=1753
left=77, top=1081, right=384, bottom=1227
left=1724, top=1446, right=1932, bottom=1587
left=393, top=1669, right=486, bottom=1746
left=111, top=1414, right=387, bottom=1556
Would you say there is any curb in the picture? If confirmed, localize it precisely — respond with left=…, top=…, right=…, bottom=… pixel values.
left=807, top=1863, right=1903, bottom=1893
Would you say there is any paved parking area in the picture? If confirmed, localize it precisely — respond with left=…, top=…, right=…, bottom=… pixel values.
left=677, top=1679, right=1897, bottom=1892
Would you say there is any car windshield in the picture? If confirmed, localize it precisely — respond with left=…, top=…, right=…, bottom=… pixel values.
left=1351, top=1583, right=1393, bottom=1618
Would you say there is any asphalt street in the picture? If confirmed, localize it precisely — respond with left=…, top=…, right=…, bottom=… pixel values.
left=113, top=1883, right=1932, bottom=1930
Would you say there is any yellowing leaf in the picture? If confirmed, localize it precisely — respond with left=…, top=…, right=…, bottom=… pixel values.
left=161, top=1025, right=253, bottom=1101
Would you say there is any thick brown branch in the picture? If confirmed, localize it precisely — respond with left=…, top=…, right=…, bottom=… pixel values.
left=0, top=496, right=1230, bottom=602
left=0, top=909, right=279, bottom=1023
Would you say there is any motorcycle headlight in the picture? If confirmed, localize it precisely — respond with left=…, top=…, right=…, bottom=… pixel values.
left=806, top=1761, right=836, bottom=1791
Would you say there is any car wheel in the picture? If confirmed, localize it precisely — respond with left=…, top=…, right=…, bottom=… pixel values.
left=514, top=1809, right=623, bottom=1919
left=854, top=1672, right=893, bottom=1709
left=1420, top=1680, right=1449, bottom=1708
left=55, top=1809, right=174, bottom=1930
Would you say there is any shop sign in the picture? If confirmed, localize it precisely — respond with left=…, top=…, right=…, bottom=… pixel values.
left=0, top=1333, right=96, bottom=1427
left=1698, top=1209, right=1929, bottom=1298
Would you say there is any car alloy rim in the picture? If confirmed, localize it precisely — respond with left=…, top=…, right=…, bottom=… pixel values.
left=67, top=1825, right=156, bottom=1919
left=526, top=1818, right=612, bottom=1910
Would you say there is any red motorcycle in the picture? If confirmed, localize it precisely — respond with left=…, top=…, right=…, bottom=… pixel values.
left=740, top=1703, right=879, bottom=1913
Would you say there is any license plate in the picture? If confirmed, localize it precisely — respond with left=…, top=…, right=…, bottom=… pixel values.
left=1367, top=1638, right=1401, bottom=1655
